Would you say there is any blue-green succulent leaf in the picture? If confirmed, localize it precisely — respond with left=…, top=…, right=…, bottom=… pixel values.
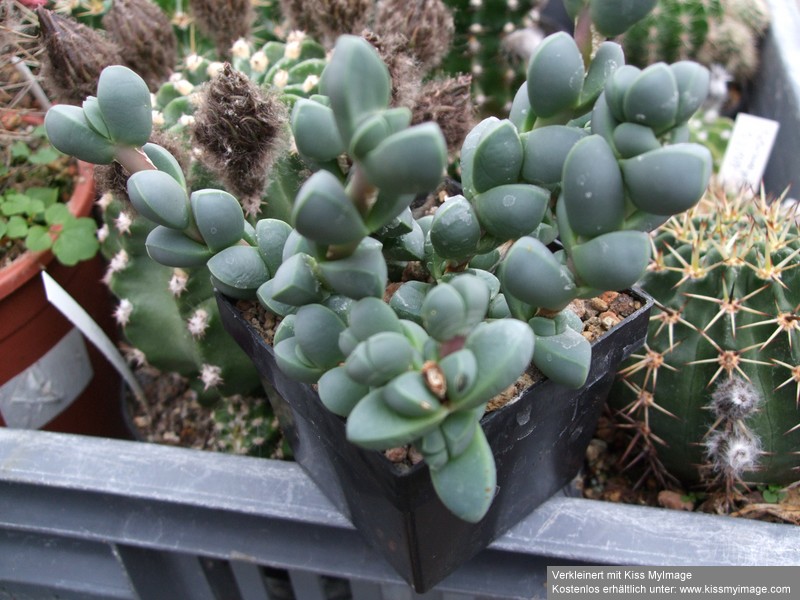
left=292, top=170, right=368, bottom=245
left=318, top=237, right=387, bottom=299
left=345, top=332, right=416, bottom=387
left=562, top=135, right=625, bottom=237
left=349, top=107, right=411, bottom=159
left=347, top=296, right=402, bottom=341
left=473, top=184, right=549, bottom=240
left=580, top=42, right=625, bottom=106
left=456, top=319, right=535, bottom=409
left=526, top=32, right=584, bottom=118
left=422, top=283, right=468, bottom=342
left=318, top=366, right=368, bottom=417
left=439, top=348, right=478, bottom=405
left=532, top=326, right=591, bottom=389
left=293, top=304, right=347, bottom=369
left=383, top=371, right=442, bottom=417
left=144, top=226, right=213, bottom=268
left=571, top=230, right=650, bottom=290
left=361, top=123, right=447, bottom=194
left=671, top=61, right=711, bottom=124
left=429, top=426, right=496, bottom=523
left=208, top=245, right=270, bottom=299
left=449, top=274, right=491, bottom=328
left=320, top=35, right=391, bottom=144
left=621, top=144, right=712, bottom=215
left=346, top=389, right=447, bottom=450
left=604, top=65, right=640, bottom=122
left=82, top=97, right=111, bottom=138
left=191, top=189, right=245, bottom=252
left=255, top=219, right=292, bottom=275
left=440, top=410, right=480, bottom=459
left=622, top=63, right=678, bottom=132
left=291, top=98, right=346, bottom=162
left=142, top=143, right=186, bottom=188
left=429, top=195, right=481, bottom=261
left=274, top=337, right=325, bottom=383
left=127, top=170, right=190, bottom=230
left=44, top=104, right=116, bottom=165
left=500, top=237, right=576, bottom=311
left=589, top=93, right=620, bottom=146
left=509, top=83, right=534, bottom=131
left=96, top=65, right=152, bottom=146
left=256, top=280, right=300, bottom=318
left=612, top=122, right=661, bottom=158
left=271, top=252, right=324, bottom=305
left=521, top=125, right=588, bottom=188
left=462, top=119, right=523, bottom=194
left=590, top=0, right=657, bottom=37
left=389, top=280, right=433, bottom=323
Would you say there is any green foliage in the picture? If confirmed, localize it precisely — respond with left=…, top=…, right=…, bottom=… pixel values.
left=1, top=125, right=98, bottom=267
left=45, top=21, right=712, bottom=523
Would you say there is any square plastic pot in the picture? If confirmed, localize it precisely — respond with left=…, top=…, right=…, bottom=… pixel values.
left=216, top=288, right=654, bottom=592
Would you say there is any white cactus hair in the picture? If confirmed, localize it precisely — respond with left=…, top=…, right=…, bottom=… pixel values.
left=704, top=428, right=762, bottom=480
left=709, top=375, right=762, bottom=421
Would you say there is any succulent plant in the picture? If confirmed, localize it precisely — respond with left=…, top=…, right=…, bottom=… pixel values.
left=45, top=14, right=711, bottom=522
left=617, top=0, right=771, bottom=83
left=612, top=184, right=800, bottom=499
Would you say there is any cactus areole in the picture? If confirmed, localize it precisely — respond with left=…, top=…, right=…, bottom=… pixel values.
left=45, top=9, right=711, bottom=588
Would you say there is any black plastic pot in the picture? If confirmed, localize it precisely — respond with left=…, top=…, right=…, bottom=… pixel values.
left=216, top=288, right=654, bottom=592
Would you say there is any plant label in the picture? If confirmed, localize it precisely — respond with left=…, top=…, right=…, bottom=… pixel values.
left=718, top=113, right=780, bottom=193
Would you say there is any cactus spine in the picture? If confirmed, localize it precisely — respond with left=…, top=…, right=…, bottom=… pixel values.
left=614, top=184, right=800, bottom=495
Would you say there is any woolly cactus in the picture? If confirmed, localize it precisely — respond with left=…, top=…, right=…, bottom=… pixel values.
left=618, top=0, right=770, bottom=82
left=613, top=185, right=800, bottom=495
left=45, top=20, right=711, bottom=522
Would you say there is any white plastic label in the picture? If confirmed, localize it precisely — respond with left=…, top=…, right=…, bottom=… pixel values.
left=0, top=328, right=93, bottom=429
left=718, top=113, right=780, bottom=193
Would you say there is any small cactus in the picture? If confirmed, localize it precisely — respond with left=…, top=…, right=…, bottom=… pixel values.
left=613, top=184, right=800, bottom=498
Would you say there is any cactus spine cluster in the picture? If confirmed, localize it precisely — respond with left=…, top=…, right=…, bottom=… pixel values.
left=613, top=184, right=800, bottom=496
left=44, top=0, right=712, bottom=521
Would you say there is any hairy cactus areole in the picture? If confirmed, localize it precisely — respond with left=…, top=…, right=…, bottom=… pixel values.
left=614, top=185, right=800, bottom=493
left=44, top=15, right=712, bottom=522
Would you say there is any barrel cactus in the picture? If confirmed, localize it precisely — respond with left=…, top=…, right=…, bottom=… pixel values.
left=613, top=184, right=800, bottom=496
left=44, top=12, right=712, bottom=523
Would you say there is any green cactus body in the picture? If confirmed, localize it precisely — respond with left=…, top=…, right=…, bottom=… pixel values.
left=614, top=188, right=800, bottom=489
left=618, top=0, right=770, bottom=82
left=442, top=0, right=535, bottom=117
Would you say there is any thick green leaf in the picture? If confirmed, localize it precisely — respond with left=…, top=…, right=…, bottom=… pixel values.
left=440, top=410, right=480, bottom=459
left=82, top=97, right=111, bottom=138
left=389, top=281, right=433, bottom=323
left=347, top=389, right=447, bottom=450
left=318, top=366, right=368, bottom=417
left=521, top=126, right=587, bottom=188
left=562, top=135, right=625, bottom=237
left=462, top=119, right=523, bottom=195
left=580, top=42, right=625, bottom=107
left=291, top=98, right=345, bottom=162
left=448, top=273, right=491, bottom=328
left=622, top=63, right=678, bottom=133
left=509, top=83, right=534, bottom=131
left=127, top=170, right=191, bottom=230
left=422, top=283, right=468, bottom=342
left=318, top=238, right=387, bottom=299
left=255, top=219, right=292, bottom=275
left=142, top=143, right=186, bottom=188
left=612, top=122, right=660, bottom=158
left=256, top=280, right=300, bottom=317
left=319, top=35, right=391, bottom=144
left=145, top=226, right=213, bottom=268
left=671, top=61, right=711, bottom=124
left=473, top=184, right=549, bottom=239
left=456, top=319, right=535, bottom=409
left=271, top=252, right=324, bottom=305
left=191, top=189, right=245, bottom=252
left=429, top=195, right=481, bottom=261
left=293, top=303, right=346, bottom=369
left=526, top=33, right=584, bottom=118
left=603, top=65, right=640, bottom=123
left=274, top=337, right=325, bottom=383
left=571, top=230, right=650, bottom=290
left=621, top=144, right=712, bottom=215
left=383, top=371, right=442, bottom=417
left=346, top=296, right=403, bottom=340
left=97, top=65, right=152, bottom=146
left=590, top=0, right=657, bottom=37
left=44, top=105, right=116, bottom=165
left=589, top=93, right=619, bottom=146
left=361, top=124, right=447, bottom=194
left=531, top=327, right=591, bottom=389
left=208, top=245, right=270, bottom=299
left=292, top=170, right=368, bottom=245
left=345, top=332, right=416, bottom=387
left=500, top=237, right=576, bottom=311
left=429, top=427, right=496, bottom=523
left=349, top=107, right=411, bottom=159
left=439, top=348, right=478, bottom=405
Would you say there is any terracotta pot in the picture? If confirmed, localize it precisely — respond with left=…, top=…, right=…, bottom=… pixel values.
left=0, top=160, right=130, bottom=438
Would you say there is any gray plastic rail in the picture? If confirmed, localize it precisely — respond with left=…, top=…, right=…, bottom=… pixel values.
left=1, top=428, right=798, bottom=600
